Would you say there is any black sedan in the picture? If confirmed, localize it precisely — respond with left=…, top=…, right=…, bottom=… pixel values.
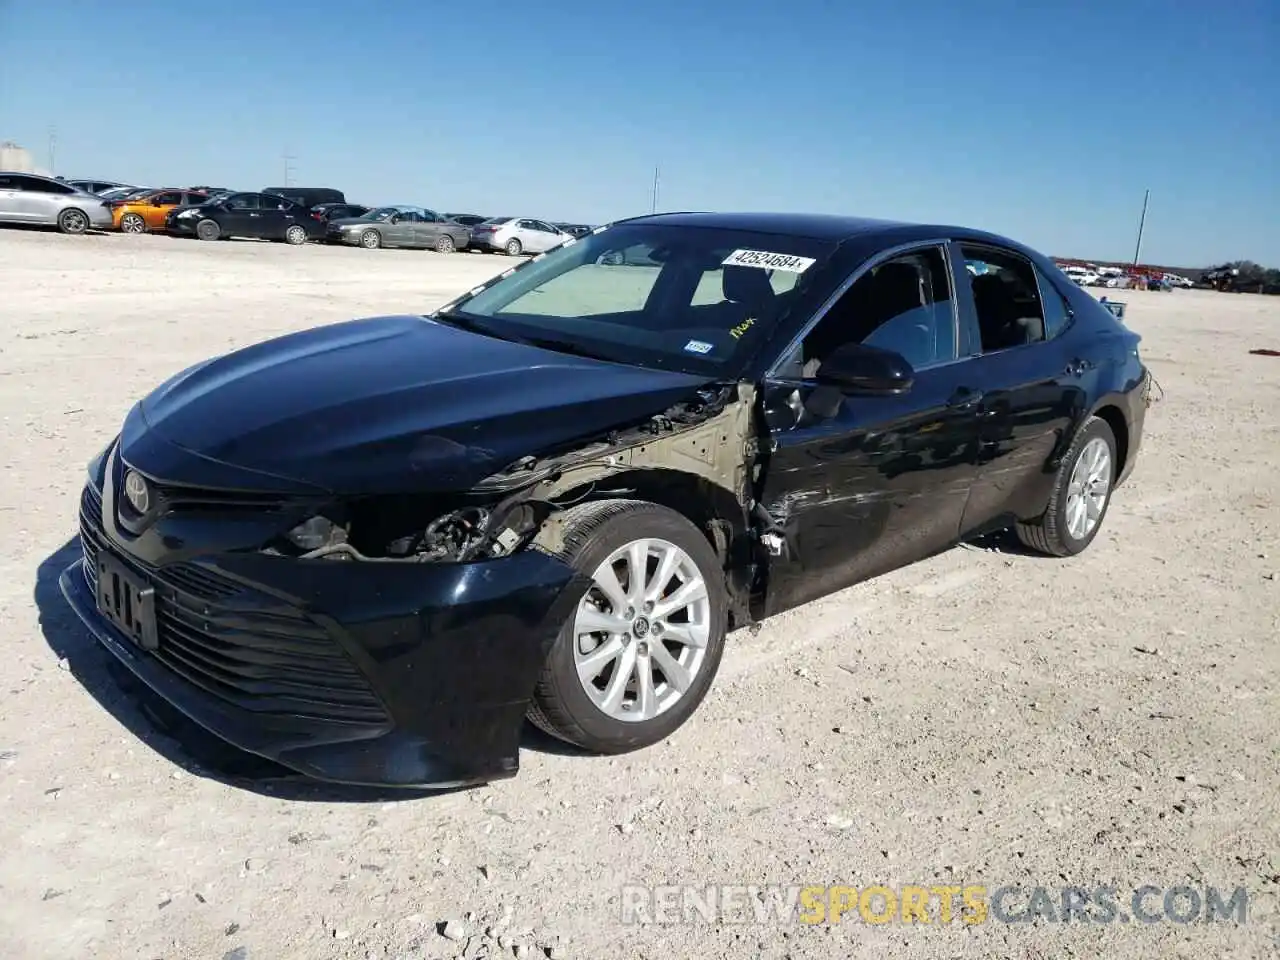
left=60, top=212, right=1150, bottom=787
left=165, top=192, right=325, bottom=244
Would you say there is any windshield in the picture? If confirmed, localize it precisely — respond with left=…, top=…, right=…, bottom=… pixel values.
left=440, top=222, right=837, bottom=376
left=359, top=207, right=404, bottom=221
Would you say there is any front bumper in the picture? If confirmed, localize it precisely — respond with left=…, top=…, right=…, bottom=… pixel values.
left=324, top=229, right=361, bottom=246
left=165, top=215, right=200, bottom=235
left=63, top=482, right=588, bottom=787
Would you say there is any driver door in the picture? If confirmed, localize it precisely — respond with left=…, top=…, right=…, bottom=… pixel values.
left=756, top=242, right=987, bottom=616
left=384, top=211, right=415, bottom=245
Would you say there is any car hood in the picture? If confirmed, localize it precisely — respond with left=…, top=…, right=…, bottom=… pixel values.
left=136, top=315, right=714, bottom=494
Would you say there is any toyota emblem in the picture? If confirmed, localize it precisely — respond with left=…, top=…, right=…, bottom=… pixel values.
left=123, top=470, right=151, bottom=515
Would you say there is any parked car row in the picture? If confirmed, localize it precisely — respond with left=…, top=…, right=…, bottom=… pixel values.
left=0, top=173, right=597, bottom=254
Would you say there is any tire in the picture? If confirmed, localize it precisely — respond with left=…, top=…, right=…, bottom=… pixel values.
left=284, top=224, right=308, bottom=245
left=435, top=234, right=455, bottom=254
left=505, top=238, right=522, bottom=256
left=195, top=219, right=221, bottom=242
left=527, top=499, right=728, bottom=754
left=360, top=229, right=381, bottom=249
left=1015, top=415, right=1117, bottom=557
left=119, top=213, right=146, bottom=234
left=57, top=208, right=90, bottom=235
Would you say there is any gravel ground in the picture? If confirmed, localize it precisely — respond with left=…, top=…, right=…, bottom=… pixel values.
left=0, top=229, right=1276, bottom=960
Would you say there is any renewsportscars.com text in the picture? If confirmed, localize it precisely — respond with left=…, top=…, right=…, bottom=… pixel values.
left=620, top=883, right=1249, bottom=926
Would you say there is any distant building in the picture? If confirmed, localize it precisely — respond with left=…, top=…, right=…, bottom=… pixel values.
left=0, top=141, right=52, bottom=176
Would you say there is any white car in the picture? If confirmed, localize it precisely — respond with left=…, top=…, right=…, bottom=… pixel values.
left=468, top=217, right=574, bottom=255
left=0, top=171, right=114, bottom=234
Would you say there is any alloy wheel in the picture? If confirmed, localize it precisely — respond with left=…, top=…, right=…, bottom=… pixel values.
left=120, top=214, right=146, bottom=234
left=1065, top=436, right=1111, bottom=540
left=572, top=537, right=711, bottom=722
left=285, top=225, right=306, bottom=245
left=59, top=209, right=89, bottom=234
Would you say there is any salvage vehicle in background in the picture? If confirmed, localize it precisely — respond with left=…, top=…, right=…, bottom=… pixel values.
left=469, top=216, right=575, bottom=255
left=262, top=186, right=346, bottom=207
left=111, top=188, right=211, bottom=234
left=60, top=212, right=1150, bottom=788
left=311, top=202, right=370, bottom=223
left=0, top=172, right=114, bottom=234
left=165, top=191, right=325, bottom=244
left=66, top=178, right=134, bottom=195
left=324, top=205, right=471, bottom=252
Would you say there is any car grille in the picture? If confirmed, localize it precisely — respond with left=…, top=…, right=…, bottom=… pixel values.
left=79, top=484, right=388, bottom=725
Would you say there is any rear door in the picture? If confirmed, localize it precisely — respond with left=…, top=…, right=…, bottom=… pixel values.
left=14, top=176, right=73, bottom=222
left=951, top=241, right=1080, bottom=535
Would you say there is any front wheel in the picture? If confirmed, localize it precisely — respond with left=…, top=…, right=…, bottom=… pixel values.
left=195, top=219, right=221, bottom=241
left=119, top=213, right=147, bottom=234
left=527, top=499, right=727, bottom=754
left=505, top=238, right=522, bottom=256
left=57, top=208, right=90, bottom=235
left=360, top=229, right=381, bottom=249
left=1016, top=416, right=1117, bottom=556
left=284, top=224, right=308, bottom=245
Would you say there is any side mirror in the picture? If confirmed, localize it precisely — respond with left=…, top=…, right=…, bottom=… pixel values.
left=815, top=342, right=914, bottom=395
left=389, top=214, right=401, bottom=224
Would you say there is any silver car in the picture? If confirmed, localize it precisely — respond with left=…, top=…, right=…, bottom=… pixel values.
left=0, top=172, right=113, bottom=234
left=468, top=217, right=574, bottom=255
left=325, top=205, right=471, bottom=252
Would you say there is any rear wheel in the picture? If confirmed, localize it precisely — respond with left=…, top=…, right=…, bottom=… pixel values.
left=57, top=208, right=90, bottom=235
left=360, top=229, right=381, bottom=249
left=505, top=237, right=522, bottom=256
left=284, top=224, right=308, bottom=245
left=195, top=219, right=221, bottom=241
left=1016, top=416, right=1117, bottom=557
left=527, top=499, right=727, bottom=754
left=119, top=212, right=146, bottom=234
left=435, top=234, right=455, bottom=253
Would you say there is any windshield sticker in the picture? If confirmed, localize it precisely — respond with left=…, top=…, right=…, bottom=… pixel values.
left=722, top=249, right=816, bottom=273
left=683, top=339, right=714, bottom=355
left=729, top=317, right=756, bottom=339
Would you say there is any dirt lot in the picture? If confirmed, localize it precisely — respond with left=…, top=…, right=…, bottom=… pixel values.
left=0, top=229, right=1276, bottom=960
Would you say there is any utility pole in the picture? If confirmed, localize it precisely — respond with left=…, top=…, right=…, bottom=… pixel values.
left=650, top=165, right=660, bottom=214
left=1132, top=189, right=1150, bottom=266
left=282, top=148, right=296, bottom=187
left=47, top=128, right=56, bottom=175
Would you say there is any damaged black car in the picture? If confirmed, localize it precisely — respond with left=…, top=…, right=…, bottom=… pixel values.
left=61, top=212, right=1150, bottom=787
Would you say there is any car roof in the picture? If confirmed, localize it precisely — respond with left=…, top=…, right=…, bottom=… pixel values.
left=622, top=211, right=1036, bottom=254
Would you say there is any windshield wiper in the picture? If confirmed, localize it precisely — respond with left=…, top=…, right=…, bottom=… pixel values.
left=432, top=311, right=615, bottom=362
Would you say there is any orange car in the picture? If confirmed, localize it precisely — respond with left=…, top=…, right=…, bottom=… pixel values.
left=110, top=188, right=210, bottom=233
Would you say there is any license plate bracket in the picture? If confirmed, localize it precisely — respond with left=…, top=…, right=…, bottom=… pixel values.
left=95, top=552, right=159, bottom=652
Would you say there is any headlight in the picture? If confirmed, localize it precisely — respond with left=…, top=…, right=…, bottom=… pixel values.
left=178, top=208, right=200, bottom=218
left=285, top=516, right=348, bottom=551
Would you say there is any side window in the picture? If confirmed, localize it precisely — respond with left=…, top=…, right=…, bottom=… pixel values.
left=1033, top=266, right=1072, bottom=338
left=260, top=195, right=290, bottom=210
left=183, top=193, right=207, bottom=206
left=225, top=194, right=258, bottom=210
left=782, top=245, right=956, bottom=378
left=517, top=219, right=537, bottom=230
left=153, top=191, right=183, bottom=205
left=960, top=245, right=1048, bottom=353
left=19, top=176, right=71, bottom=194
left=421, top=210, right=441, bottom=222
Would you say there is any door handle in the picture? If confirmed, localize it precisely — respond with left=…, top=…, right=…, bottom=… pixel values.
left=946, top=388, right=985, bottom=411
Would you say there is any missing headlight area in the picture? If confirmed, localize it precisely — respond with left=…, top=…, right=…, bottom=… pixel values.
left=282, top=383, right=759, bottom=566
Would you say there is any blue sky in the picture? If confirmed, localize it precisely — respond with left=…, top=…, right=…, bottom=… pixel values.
left=1, top=0, right=1277, bottom=266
